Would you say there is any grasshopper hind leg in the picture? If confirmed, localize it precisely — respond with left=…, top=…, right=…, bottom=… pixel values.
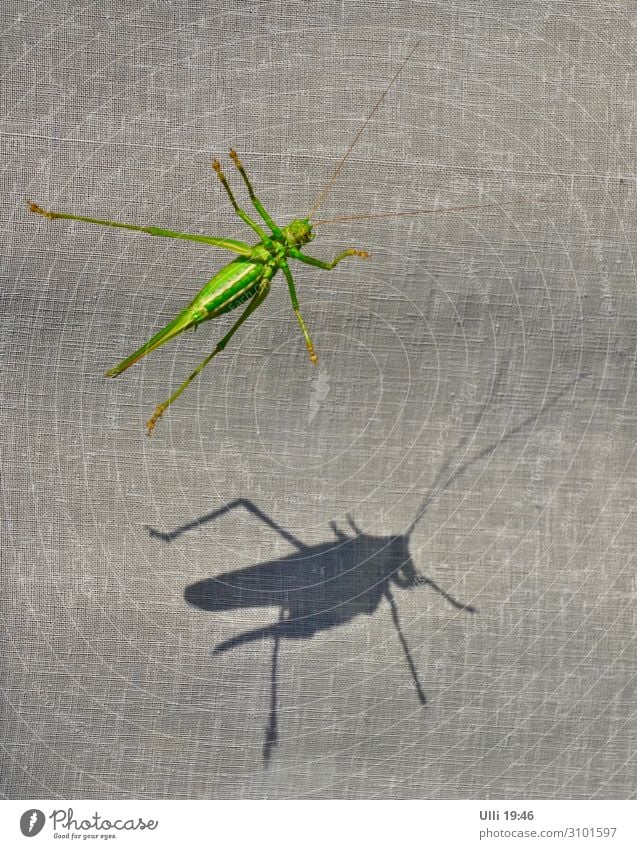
left=146, top=284, right=270, bottom=435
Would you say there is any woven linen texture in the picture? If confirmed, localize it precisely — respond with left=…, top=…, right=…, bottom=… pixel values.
left=2, top=0, right=635, bottom=798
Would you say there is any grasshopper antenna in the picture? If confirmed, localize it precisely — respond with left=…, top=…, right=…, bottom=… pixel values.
left=308, top=39, right=421, bottom=220
left=312, top=198, right=525, bottom=227
left=405, top=373, right=583, bottom=540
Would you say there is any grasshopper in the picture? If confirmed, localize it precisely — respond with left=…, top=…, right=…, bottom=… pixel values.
left=27, top=41, right=506, bottom=434
left=149, top=376, right=576, bottom=760
left=164, top=497, right=475, bottom=761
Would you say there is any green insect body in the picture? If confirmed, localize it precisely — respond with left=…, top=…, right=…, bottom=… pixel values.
left=28, top=42, right=466, bottom=436
left=28, top=157, right=369, bottom=435
left=101, top=258, right=269, bottom=379
left=104, top=223, right=312, bottom=378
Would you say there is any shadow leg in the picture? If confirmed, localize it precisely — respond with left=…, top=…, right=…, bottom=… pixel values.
left=148, top=497, right=306, bottom=550
left=419, top=576, right=476, bottom=613
left=263, top=628, right=281, bottom=762
left=386, top=589, right=427, bottom=705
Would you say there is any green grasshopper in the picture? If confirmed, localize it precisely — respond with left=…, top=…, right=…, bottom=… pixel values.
left=28, top=144, right=370, bottom=435
left=28, top=42, right=502, bottom=435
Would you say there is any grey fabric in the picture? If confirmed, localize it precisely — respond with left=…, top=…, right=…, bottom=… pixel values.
left=1, top=1, right=635, bottom=799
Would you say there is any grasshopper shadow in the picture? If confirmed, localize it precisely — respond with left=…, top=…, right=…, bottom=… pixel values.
left=148, top=374, right=580, bottom=761
left=155, top=499, right=472, bottom=761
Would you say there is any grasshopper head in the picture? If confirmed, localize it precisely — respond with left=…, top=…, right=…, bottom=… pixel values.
left=282, top=218, right=314, bottom=247
left=389, top=536, right=419, bottom=589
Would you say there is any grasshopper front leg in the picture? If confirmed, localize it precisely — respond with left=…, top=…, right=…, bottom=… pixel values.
left=288, top=246, right=370, bottom=269
left=281, top=261, right=318, bottom=364
left=281, top=250, right=369, bottom=364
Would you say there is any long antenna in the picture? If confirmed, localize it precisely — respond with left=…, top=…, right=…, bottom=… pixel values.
left=308, top=40, right=421, bottom=219
left=406, top=374, right=582, bottom=538
left=312, top=198, right=522, bottom=226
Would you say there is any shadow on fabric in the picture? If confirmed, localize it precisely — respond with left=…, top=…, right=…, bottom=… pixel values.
left=148, top=371, right=580, bottom=761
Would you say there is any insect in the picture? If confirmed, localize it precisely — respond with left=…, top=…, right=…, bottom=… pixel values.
left=159, top=496, right=476, bottom=761
left=27, top=41, right=508, bottom=435
left=149, top=376, right=574, bottom=760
